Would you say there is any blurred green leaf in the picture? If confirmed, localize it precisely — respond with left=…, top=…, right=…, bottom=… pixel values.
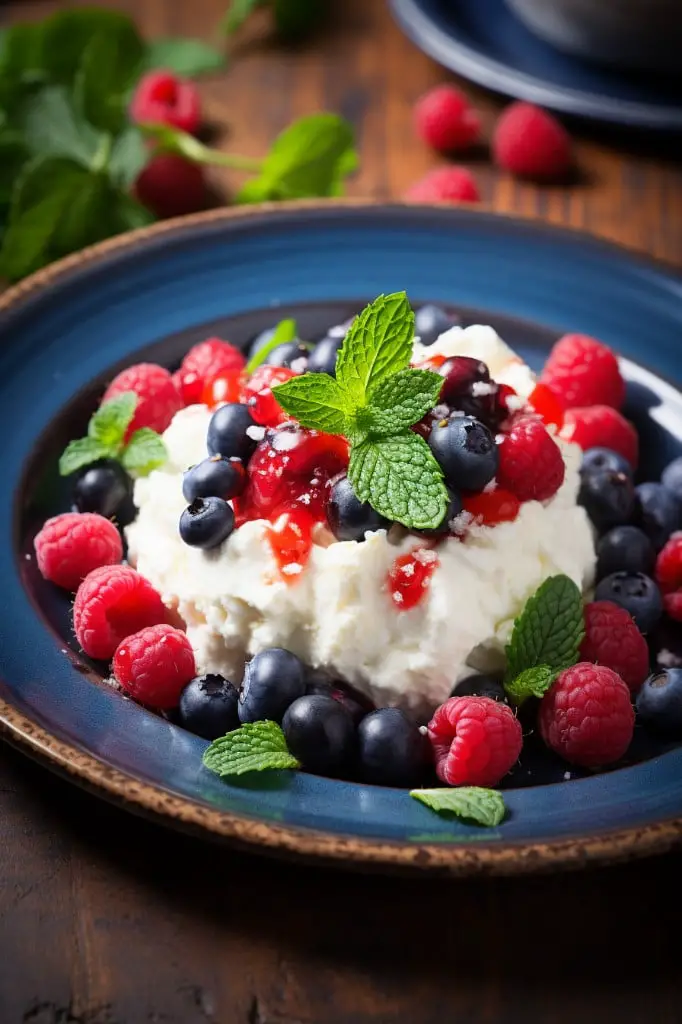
left=143, top=38, right=226, bottom=77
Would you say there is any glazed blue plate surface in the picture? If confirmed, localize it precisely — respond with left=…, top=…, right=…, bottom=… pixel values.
left=2, top=202, right=682, bottom=874
left=389, top=0, right=682, bottom=130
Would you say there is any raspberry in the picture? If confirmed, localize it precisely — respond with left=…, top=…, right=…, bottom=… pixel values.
left=130, top=71, right=201, bottom=135
left=174, top=338, right=246, bottom=406
left=559, top=406, right=638, bottom=467
left=527, top=382, right=564, bottom=429
left=404, top=166, right=480, bottom=204
left=538, top=663, right=634, bottom=766
left=580, top=601, right=649, bottom=693
left=655, top=534, right=682, bottom=622
left=243, top=365, right=297, bottom=426
left=427, top=696, right=522, bottom=787
left=663, top=592, right=682, bottom=622
left=73, top=565, right=169, bottom=661
left=462, top=487, right=520, bottom=526
left=496, top=416, right=565, bottom=502
left=34, top=513, right=123, bottom=592
left=113, top=624, right=195, bottom=709
left=414, top=84, right=480, bottom=153
left=541, top=333, right=624, bottom=410
left=135, top=154, right=207, bottom=220
left=102, top=362, right=182, bottom=439
left=493, top=101, right=571, bottom=180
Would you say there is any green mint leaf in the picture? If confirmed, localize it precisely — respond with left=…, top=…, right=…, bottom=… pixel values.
left=21, top=86, right=104, bottom=166
left=108, top=192, right=156, bottom=233
left=122, top=428, right=168, bottom=476
left=336, top=292, right=414, bottom=409
left=39, top=9, right=138, bottom=87
left=59, top=437, right=111, bottom=477
left=0, top=23, right=44, bottom=82
left=329, top=146, right=359, bottom=197
left=143, top=38, right=226, bottom=77
left=361, top=369, right=443, bottom=439
left=0, top=131, right=28, bottom=206
left=108, top=127, right=148, bottom=190
left=74, top=22, right=145, bottom=135
left=89, top=392, right=137, bottom=449
left=273, top=373, right=349, bottom=436
left=410, top=787, right=506, bottom=827
left=220, top=0, right=267, bottom=36
left=246, top=318, right=297, bottom=374
left=273, top=0, right=325, bottom=40
left=348, top=432, right=447, bottom=531
left=504, top=664, right=556, bottom=707
left=202, top=721, right=300, bottom=777
left=505, top=574, right=585, bottom=684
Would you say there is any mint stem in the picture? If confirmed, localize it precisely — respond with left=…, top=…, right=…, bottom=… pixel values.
left=90, top=134, right=113, bottom=173
left=208, top=151, right=263, bottom=172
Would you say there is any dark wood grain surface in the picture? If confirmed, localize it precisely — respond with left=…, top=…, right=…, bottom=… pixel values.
left=3, top=2, right=682, bottom=1022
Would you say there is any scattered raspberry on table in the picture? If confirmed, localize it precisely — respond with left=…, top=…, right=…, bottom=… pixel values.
left=34, top=512, right=122, bottom=592
left=113, top=624, right=196, bottom=709
left=73, top=564, right=170, bottom=660
left=493, top=101, right=572, bottom=180
left=428, top=695, right=523, bottom=787
left=404, top=166, right=480, bottom=204
left=414, top=84, right=481, bottom=154
left=580, top=600, right=649, bottom=693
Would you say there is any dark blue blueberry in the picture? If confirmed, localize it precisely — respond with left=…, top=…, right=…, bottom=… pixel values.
left=661, top=457, right=682, bottom=502
left=262, top=340, right=310, bottom=369
left=414, top=489, right=462, bottom=538
left=635, top=482, right=682, bottom=551
left=578, top=469, right=635, bottom=533
left=326, top=475, right=390, bottom=541
left=248, top=325, right=277, bottom=360
left=179, top=496, right=235, bottom=549
left=238, top=648, right=306, bottom=724
left=594, top=571, right=663, bottom=633
left=305, top=668, right=373, bottom=725
left=307, top=334, right=343, bottom=376
left=414, top=304, right=459, bottom=347
left=596, top=525, right=656, bottom=581
left=207, top=402, right=258, bottom=461
left=636, top=669, right=682, bottom=737
left=72, top=459, right=133, bottom=522
left=178, top=674, right=240, bottom=740
left=428, top=415, right=498, bottom=492
left=451, top=674, right=508, bottom=703
left=357, top=708, right=431, bottom=787
left=581, top=447, right=633, bottom=479
left=182, top=456, right=245, bottom=503
left=282, top=695, right=356, bottom=776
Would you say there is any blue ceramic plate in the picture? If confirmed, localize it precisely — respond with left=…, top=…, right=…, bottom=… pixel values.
left=3, top=201, right=682, bottom=875
left=389, top=0, right=682, bottom=130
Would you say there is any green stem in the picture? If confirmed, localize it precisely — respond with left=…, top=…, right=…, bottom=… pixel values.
left=205, top=151, right=263, bottom=172
left=91, top=134, right=113, bottom=173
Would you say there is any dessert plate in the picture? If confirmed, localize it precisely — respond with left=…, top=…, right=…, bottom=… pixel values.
left=389, top=0, right=682, bottom=130
left=3, top=200, right=682, bottom=875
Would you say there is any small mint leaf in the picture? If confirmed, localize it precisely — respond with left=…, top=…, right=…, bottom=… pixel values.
left=336, top=292, right=414, bottom=410
left=59, top=437, right=110, bottom=477
left=504, top=664, right=556, bottom=706
left=273, top=372, right=349, bottom=436
left=347, top=432, right=447, bottom=531
left=121, top=428, right=167, bottom=476
left=410, top=787, right=506, bottom=827
left=246, top=318, right=297, bottom=375
left=89, top=392, right=137, bottom=449
left=220, top=0, right=265, bottom=36
left=202, top=721, right=300, bottom=777
left=505, top=575, right=585, bottom=684
left=362, top=368, right=443, bottom=438
left=143, top=38, right=226, bottom=77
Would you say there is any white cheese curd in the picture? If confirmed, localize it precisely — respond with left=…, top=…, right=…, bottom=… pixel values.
left=126, top=326, right=595, bottom=713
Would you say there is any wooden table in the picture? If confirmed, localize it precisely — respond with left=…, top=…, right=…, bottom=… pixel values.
left=3, top=2, right=682, bottom=1022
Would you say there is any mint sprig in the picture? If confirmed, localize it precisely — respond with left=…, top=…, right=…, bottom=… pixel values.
left=221, top=0, right=323, bottom=42
left=504, top=664, right=556, bottom=706
left=273, top=292, right=449, bottom=531
left=246, top=318, right=298, bottom=375
left=411, top=787, right=506, bottom=827
left=203, top=721, right=300, bottom=777
left=59, top=391, right=167, bottom=479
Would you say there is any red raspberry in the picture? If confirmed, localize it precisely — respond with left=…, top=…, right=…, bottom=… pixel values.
left=663, top=592, right=682, bottom=622
left=113, top=624, right=195, bottom=709
left=34, top=513, right=123, bottom=592
left=580, top=601, right=649, bottom=693
left=135, top=154, right=207, bottom=220
left=559, top=405, right=638, bottom=467
left=462, top=487, right=520, bottom=526
left=493, top=101, right=571, bottom=180
left=655, top=534, right=682, bottom=622
left=243, top=365, right=297, bottom=426
left=130, top=70, right=201, bottom=135
left=427, top=696, right=522, bottom=787
left=404, top=166, right=480, bottom=204
left=541, top=333, right=624, bottom=410
left=414, top=84, right=481, bottom=153
left=539, top=663, right=634, bottom=766
left=527, top=382, right=564, bottom=429
left=174, top=338, right=246, bottom=406
left=102, top=362, right=183, bottom=439
left=496, top=416, right=565, bottom=502
left=73, top=565, right=169, bottom=661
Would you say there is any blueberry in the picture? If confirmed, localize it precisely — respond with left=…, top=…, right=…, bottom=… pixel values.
left=414, top=489, right=462, bottom=538
left=305, top=668, right=373, bottom=725
left=594, top=571, right=663, bottom=633
left=262, top=340, right=310, bottom=370
left=182, top=456, right=245, bottom=502
left=578, top=469, right=635, bottom=533
left=357, top=708, right=430, bottom=787
left=178, top=674, right=239, bottom=739
left=452, top=674, right=508, bottom=703
left=248, top=325, right=277, bottom=360
left=581, top=447, right=633, bottom=479
left=179, top=496, right=235, bottom=549
left=636, top=669, right=682, bottom=737
left=661, top=457, right=682, bottom=502
left=414, top=304, right=459, bottom=347
left=72, top=459, right=133, bottom=522
left=428, top=415, right=498, bottom=492
left=238, top=648, right=306, bottom=724
left=307, top=334, right=343, bottom=376
left=207, top=403, right=258, bottom=461
left=282, top=695, right=356, bottom=776
left=326, top=475, right=389, bottom=541
left=635, top=482, right=682, bottom=551
left=596, top=525, right=656, bottom=581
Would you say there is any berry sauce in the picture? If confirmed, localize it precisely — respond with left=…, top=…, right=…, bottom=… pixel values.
left=462, top=488, right=521, bottom=527
left=387, top=548, right=440, bottom=610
